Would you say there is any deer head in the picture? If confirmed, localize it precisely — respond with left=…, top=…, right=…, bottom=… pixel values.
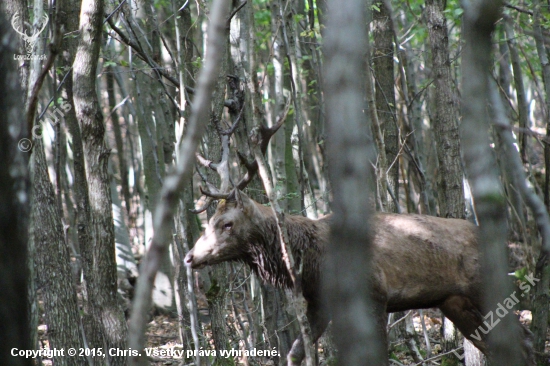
left=12, top=12, right=49, bottom=54
left=184, top=190, right=258, bottom=269
left=185, top=101, right=289, bottom=267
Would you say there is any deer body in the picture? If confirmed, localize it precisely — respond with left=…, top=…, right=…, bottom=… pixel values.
left=184, top=192, right=534, bottom=365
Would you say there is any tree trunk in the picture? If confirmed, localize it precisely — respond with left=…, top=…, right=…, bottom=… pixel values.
left=373, top=1, right=398, bottom=213
left=2, top=0, right=30, bottom=96
left=424, top=0, right=471, bottom=362
left=73, top=0, right=128, bottom=363
left=323, top=0, right=387, bottom=364
left=31, top=139, right=87, bottom=366
left=0, top=17, right=32, bottom=365
left=530, top=0, right=550, bottom=359
left=202, top=3, right=232, bottom=363
left=425, top=0, right=465, bottom=219
left=460, top=1, right=523, bottom=364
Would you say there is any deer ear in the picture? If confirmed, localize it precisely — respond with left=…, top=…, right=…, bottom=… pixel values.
left=226, top=189, right=238, bottom=202
left=236, top=190, right=256, bottom=212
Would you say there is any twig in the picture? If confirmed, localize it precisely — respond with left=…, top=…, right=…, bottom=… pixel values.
left=104, top=0, right=128, bottom=24
left=388, top=310, right=412, bottom=329
left=26, top=27, right=61, bottom=140
left=226, top=0, right=247, bottom=28
left=504, top=2, right=533, bottom=16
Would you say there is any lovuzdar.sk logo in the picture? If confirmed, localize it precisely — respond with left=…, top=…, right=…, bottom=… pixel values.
left=11, top=12, right=49, bottom=60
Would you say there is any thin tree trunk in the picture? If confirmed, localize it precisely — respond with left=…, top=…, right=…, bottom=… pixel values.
left=203, top=2, right=232, bottom=362
left=373, top=1, right=398, bottom=213
left=424, top=0, right=471, bottom=362
left=504, top=20, right=529, bottom=163
left=460, top=2, right=523, bottom=365
left=31, top=139, right=87, bottom=366
left=73, top=0, right=128, bottom=363
left=323, top=0, right=387, bottom=364
left=106, top=69, right=132, bottom=213
left=497, top=28, right=526, bottom=241
left=0, top=17, right=32, bottom=365
left=530, top=0, right=550, bottom=359
left=2, top=0, right=30, bottom=96
left=424, top=0, right=465, bottom=219
left=172, top=0, right=201, bottom=355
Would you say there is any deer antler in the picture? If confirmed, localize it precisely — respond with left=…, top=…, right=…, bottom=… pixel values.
left=194, top=127, right=234, bottom=212
left=194, top=99, right=289, bottom=211
left=232, top=100, right=291, bottom=190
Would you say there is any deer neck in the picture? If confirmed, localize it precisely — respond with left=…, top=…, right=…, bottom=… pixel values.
left=244, top=209, right=325, bottom=289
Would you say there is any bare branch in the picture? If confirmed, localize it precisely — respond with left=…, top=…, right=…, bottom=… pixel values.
left=226, top=0, right=248, bottom=28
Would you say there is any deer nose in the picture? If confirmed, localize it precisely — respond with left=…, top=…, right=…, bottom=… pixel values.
left=184, top=252, right=194, bottom=266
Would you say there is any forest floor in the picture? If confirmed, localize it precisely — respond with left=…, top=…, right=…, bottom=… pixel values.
left=35, top=304, right=544, bottom=365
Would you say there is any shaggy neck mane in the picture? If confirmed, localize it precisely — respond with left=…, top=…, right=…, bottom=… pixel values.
left=242, top=204, right=328, bottom=290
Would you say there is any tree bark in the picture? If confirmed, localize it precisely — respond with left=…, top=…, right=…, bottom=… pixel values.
left=0, top=16, right=32, bottom=366
left=73, top=0, right=128, bottom=363
left=31, top=139, right=87, bottom=366
left=425, top=0, right=465, bottom=219
left=203, top=2, right=232, bottom=363
left=529, top=0, right=550, bottom=359
left=323, top=0, right=387, bottom=364
left=373, top=1, right=398, bottom=213
left=424, top=0, right=470, bottom=361
left=460, top=1, right=523, bottom=365
left=1, top=0, right=30, bottom=96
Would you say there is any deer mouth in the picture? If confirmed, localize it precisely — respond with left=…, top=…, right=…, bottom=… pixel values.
left=192, top=261, right=207, bottom=269
left=184, top=251, right=209, bottom=269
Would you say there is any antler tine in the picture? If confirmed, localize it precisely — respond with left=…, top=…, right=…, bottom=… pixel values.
left=190, top=197, right=214, bottom=214
left=221, top=104, right=245, bottom=136
left=231, top=102, right=289, bottom=192
left=200, top=185, right=231, bottom=200
left=259, top=99, right=291, bottom=155
left=196, top=152, right=216, bottom=171
left=190, top=182, right=231, bottom=214
left=215, top=133, right=232, bottom=193
left=234, top=151, right=257, bottom=190
left=194, top=130, right=232, bottom=212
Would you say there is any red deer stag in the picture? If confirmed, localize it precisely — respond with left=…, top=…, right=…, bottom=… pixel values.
left=185, top=124, right=534, bottom=365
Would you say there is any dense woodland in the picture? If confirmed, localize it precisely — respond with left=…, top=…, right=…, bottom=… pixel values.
left=2, top=0, right=550, bottom=365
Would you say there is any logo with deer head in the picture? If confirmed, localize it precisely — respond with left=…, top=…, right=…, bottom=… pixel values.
left=11, top=12, right=49, bottom=54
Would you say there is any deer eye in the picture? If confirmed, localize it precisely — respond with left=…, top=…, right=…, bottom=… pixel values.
left=223, top=222, right=233, bottom=231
